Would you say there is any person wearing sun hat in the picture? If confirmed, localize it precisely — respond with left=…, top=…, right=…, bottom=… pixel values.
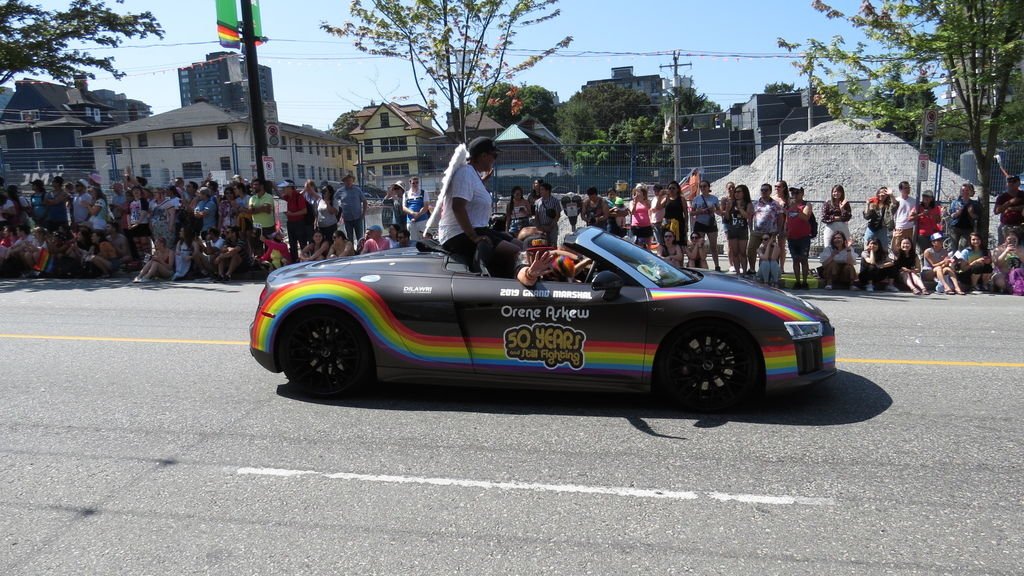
left=922, top=231, right=964, bottom=294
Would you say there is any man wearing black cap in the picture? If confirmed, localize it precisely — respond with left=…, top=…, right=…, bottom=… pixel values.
left=438, top=137, right=518, bottom=276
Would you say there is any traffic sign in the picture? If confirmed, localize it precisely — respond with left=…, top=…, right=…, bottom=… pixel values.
left=266, top=123, right=279, bottom=137
left=922, top=108, right=938, bottom=138
left=262, top=155, right=276, bottom=180
left=263, top=101, right=279, bottom=124
left=917, top=153, right=929, bottom=182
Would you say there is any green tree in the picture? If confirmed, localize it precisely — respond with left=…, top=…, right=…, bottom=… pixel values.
left=556, top=84, right=652, bottom=144
left=0, top=0, right=163, bottom=87
left=324, top=0, right=571, bottom=142
left=607, top=116, right=664, bottom=145
left=764, top=81, right=797, bottom=94
left=475, top=82, right=557, bottom=129
left=661, top=85, right=722, bottom=139
left=780, top=0, right=1024, bottom=243
left=329, top=110, right=361, bottom=140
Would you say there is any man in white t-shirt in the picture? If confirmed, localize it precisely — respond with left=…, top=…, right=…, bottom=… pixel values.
left=891, top=180, right=918, bottom=254
left=438, top=137, right=518, bottom=276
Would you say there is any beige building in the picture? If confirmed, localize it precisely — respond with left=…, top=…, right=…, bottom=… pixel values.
left=88, top=102, right=355, bottom=185
left=348, top=102, right=442, bottom=186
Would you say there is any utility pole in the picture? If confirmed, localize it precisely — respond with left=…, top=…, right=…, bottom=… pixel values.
left=240, top=0, right=267, bottom=182
left=807, top=57, right=815, bottom=131
left=660, top=51, right=692, bottom=181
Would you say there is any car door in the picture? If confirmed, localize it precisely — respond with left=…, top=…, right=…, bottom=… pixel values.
left=451, top=274, right=651, bottom=389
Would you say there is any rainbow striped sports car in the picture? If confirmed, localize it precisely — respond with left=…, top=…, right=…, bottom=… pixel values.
left=250, top=226, right=836, bottom=411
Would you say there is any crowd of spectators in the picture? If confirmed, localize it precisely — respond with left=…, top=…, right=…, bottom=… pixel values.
left=2, top=168, right=1022, bottom=296
left=0, top=170, right=427, bottom=283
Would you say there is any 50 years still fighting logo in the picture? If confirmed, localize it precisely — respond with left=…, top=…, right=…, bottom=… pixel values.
left=503, top=323, right=586, bottom=370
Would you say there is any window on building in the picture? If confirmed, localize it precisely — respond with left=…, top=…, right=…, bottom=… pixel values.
left=104, top=138, right=122, bottom=154
left=331, top=146, right=336, bottom=158
left=282, top=162, right=290, bottom=178
left=107, top=168, right=119, bottom=183
left=381, top=136, right=408, bottom=153
left=181, top=162, right=203, bottom=179
left=280, top=136, right=287, bottom=150
left=33, top=132, right=43, bottom=149
left=220, top=156, right=232, bottom=171
left=380, top=112, right=390, bottom=128
left=91, top=108, right=101, bottom=122
left=364, top=139, right=373, bottom=154
left=382, top=163, right=410, bottom=177
left=73, top=130, right=83, bottom=148
left=319, top=166, right=324, bottom=179
left=294, top=138, right=304, bottom=152
left=172, top=132, right=193, bottom=147
left=137, top=132, right=148, bottom=147
left=20, top=110, right=40, bottom=123
left=316, top=143, right=321, bottom=156
left=140, top=164, right=152, bottom=178
left=346, top=148, right=352, bottom=161
left=0, top=135, right=7, bottom=150
left=297, top=165, right=306, bottom=179
left=37, top=160, right=46, bottom=171
left=217, top=125, right=229, bottom=140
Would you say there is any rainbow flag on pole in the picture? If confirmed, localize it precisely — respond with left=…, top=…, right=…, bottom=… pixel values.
left=216, top=0, right=240, bottom=48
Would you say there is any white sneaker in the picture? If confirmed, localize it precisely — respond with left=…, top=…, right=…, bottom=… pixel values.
left=824, top=284, right=833, bottom=290
left=866, top=284, right=875, bottom=292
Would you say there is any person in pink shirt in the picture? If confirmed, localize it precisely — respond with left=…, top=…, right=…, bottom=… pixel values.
left=629, top=184, right=654, bottom=248
left=359, top=225, right=386, bottom=254
left=259, top=232, right=290, bottom=270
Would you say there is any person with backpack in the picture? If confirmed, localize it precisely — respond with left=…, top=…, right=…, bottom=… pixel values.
left=785, top=186, right=815, bottom=289
left=947, top=183, right=980, bottom=250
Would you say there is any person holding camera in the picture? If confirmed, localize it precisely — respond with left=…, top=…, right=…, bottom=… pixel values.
left=534, top=181, right=561, bottom=246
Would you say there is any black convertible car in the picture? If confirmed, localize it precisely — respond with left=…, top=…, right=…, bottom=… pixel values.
left=250, top=227, right=836, bottom=411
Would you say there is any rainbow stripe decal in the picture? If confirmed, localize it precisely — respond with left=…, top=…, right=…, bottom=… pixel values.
left=763, top=344, right=799, bottom=382
left=649, top=289, right=817, bottom=322
left=251, top=278, right=654, bottom=377
left=822, top=335, right=836, bottom=371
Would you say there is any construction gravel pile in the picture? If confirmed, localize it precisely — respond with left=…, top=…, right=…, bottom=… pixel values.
left=711, top=121, right=998, bottom=248
left=711, top=120, right=963, bottom=201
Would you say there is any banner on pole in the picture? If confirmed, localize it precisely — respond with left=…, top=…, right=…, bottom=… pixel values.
left=216, top=0, right=240, bottom=49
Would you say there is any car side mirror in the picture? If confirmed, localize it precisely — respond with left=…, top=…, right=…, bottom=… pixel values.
left=592, top=270, right=623, bottom=301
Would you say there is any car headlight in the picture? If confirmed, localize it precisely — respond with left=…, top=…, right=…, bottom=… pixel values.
left=784, top=321, right=823, bottom=341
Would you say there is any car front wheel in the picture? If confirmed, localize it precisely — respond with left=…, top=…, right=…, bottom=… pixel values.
left=658, top=323, right=759, bottom=412
left=280, top=309, right=372, bottom=397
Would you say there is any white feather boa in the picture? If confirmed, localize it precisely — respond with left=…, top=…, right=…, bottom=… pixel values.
left=425, top=143, right=469, bottom=233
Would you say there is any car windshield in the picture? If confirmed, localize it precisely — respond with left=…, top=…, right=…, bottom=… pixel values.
left=590, top=232, right=698, bottom=287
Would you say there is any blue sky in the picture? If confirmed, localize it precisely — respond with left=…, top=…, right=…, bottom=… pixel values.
left=12, top=0, right=871, bottom=130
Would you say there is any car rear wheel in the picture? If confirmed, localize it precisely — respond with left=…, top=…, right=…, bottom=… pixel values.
left=280, top=309, right=372, bottom=397
left=658, top=323, right=759, bottom=412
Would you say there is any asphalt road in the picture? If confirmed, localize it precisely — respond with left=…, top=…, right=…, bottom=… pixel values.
left=0, top=277, right=1021, bottom=575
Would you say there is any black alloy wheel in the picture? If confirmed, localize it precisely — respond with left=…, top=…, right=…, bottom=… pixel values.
left=659, top=323, right=759, bottom=412
left=281, top=310, right=371, bottom=397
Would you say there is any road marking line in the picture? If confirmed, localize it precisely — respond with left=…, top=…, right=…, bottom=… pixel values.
left=837, top=358, right=1024, bottom=368
left=2, top=333, right=1022, bottom=369
left=0, top=334, right=248, bottom=346
left=236, top=467, right=832, bottom=506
